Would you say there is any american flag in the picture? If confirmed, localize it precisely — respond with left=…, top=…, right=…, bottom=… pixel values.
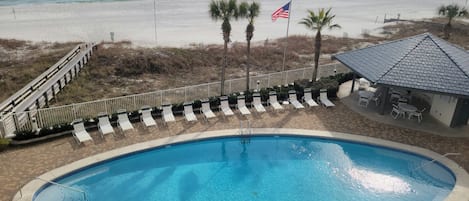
left=272, top=1, right=291, bottom=22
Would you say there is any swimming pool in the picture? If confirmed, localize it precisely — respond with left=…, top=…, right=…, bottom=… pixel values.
left=32, top=132, right=458, bottom=201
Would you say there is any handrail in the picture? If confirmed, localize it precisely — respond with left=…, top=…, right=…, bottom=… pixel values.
left=12, top=44, right=95, bottom=113
left=0, top=43, right=90, bottom=114
left=412, top=152, right=461, bottom=172
left=15, top=177, right=88, bottom=201
left=239, top=120, right=251, bottom=135
left=35, top=177, right=88, bottom=201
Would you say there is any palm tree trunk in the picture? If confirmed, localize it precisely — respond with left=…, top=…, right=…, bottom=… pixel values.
left=246, top=39, right=251, bottom=91
left=312, top=31, right=322, bottom=82
left=221, top=39, right=228, bottom=95
left=444, top=18, right=452, bottom=39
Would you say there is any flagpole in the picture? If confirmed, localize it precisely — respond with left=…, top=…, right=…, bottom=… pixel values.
left=153, top=0, right=157, bottom=44
left=281, top=0, right=292, bottom=85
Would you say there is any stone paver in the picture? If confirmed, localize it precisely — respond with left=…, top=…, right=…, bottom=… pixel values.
left=1, top=102, right=468, bottom=201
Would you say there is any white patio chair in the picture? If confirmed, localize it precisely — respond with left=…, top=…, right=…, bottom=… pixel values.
left=201, top=99, right=216, bottom=120
left=390, top=104, right=405, bottom=119
left=318, top=89, right=335, bottom=108
left=97, top=113, right=114, bottom=138
left=252, top=93, right=266, bottom=113
left=237, top=95, right=251, bottom=115
left=358, top=96, right=369, bottom=107
left=302, top=88, right=319, bottom=107
left=370, top=92, right=381, bottom=106
left=389, top=91, right=401, bottom=103
left=162, top=104, right=176, bottom=124
left=71, top=119, right=93, bottom=144
left=289, top=90, right=305, bottom=109
left=140, top=106, right=157, bottom=127
left=268, top=91, right=283, bottom=110
left=117, top=109, right=134, bottom=132
left=183, top=102, right=197, bottom=122
left=220, top=96, right=234, bottom=116
left=408, top=108, right=426, bottom=123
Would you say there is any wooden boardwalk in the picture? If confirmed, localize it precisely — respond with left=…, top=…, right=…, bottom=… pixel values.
left=0, top=43, right=96, bottom=138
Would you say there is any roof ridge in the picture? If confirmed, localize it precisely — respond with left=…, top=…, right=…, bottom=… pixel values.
left=376, top=34, right=429, bottom=82
left=427, top=34, right=469, bottom=79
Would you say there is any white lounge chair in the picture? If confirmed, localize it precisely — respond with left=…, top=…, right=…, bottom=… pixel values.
left=162, top=104, right=176, bottom=124
left=71, top=119, right=93, bottom=144
left=220, top=96, right=234, bottom=116
left=201, top=99, right=216, bottom=120
left=252, top=93, right=266, bottom=113
left=303, top=88, right=319, bottom=107
left=97, top=113, right=114, bottom=138
left=268, top=91, right=283, bottom=110
left=183, top=102, right=197, bottom=122
left=289, top=90, right=305, bottom=109
left=318, top=89, right=335, bottom=108
left=237, top=95, right=251, bottom=115
left=117, top=109, right=134, bottom=132
left=140, top=106, right=157, bottom=127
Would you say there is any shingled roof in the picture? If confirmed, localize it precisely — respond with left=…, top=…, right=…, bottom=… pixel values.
left=332, top=33, right=469, bottom=97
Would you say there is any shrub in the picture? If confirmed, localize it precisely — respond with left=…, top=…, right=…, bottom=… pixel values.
left=10, top=72, right=350, bottom=142
left=0, top=138, right=10, bottom=151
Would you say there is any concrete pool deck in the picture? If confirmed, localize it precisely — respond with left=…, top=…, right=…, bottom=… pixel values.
left=1, top=101, right=469, bottom=201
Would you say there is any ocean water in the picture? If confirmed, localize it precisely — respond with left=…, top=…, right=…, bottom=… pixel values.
left=34, top=136, right=455, bottom=201
left=0, top=0, right=131, bottom=7
left=0, top=0, right=467, bottom=46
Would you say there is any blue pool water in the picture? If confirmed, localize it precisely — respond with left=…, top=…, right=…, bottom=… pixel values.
left=34, top=135, right=455, bottom=201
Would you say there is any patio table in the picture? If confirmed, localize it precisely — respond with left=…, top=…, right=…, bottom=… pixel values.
left=398, top=103, right=417, bottom=118
left=358, top=91, right=374, bottom=99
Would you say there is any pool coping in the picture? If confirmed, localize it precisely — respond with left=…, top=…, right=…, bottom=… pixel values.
left=14, top=128, right=469, bottom=201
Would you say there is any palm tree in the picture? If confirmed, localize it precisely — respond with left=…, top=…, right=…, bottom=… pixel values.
left=209, top=0, right=240, bottom=95
left=239, top=1, right=260, bottom=91
left=438, top=4, right=468, bottom=39
left=299, top=8, right=340, bottom=83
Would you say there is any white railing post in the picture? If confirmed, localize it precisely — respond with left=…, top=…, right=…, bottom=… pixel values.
left=229, top=81, right=232, bottom=94
left=184, top=87, right=187, bottom=102
left=132, top=95, right=137, bottom=111
left=72, top=104, right=77, bottom=120
left=104, top=101, right=108, bottom=114
left=285, top=71, right=288, bottom=85
left=267, top=74, right=271, bottom=87
left=160, top=91, right=163, bottom=106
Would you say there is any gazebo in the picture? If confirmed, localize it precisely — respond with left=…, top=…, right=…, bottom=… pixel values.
left=332, top=33, right=469, bottom=127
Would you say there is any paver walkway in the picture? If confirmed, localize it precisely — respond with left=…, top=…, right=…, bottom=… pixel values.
left=1, top=102, right=468, bottom=201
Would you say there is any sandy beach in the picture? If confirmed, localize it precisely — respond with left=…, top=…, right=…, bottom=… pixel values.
left=0, top=0, right=466, bottom=46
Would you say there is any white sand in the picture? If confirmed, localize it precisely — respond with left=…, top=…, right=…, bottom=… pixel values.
left=0, top=0, right=465, bottom=47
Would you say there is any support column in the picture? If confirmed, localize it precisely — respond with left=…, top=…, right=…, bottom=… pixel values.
left=350, top=73, right=356, bottom=94
left=379, top=87, right=390, bottom=115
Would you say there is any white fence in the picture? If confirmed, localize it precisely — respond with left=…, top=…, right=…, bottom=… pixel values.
left=0, top=62, right=349, bottom=137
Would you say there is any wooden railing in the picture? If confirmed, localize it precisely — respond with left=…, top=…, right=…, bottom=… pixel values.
left=0, top=43, right=97, bottom=138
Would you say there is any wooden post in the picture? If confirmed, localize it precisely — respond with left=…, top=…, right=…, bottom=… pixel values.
left=379, top=87, right=390, bottom=115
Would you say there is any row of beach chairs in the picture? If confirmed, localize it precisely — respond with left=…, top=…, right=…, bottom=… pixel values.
left=71, top=88, right=335, bottom=144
